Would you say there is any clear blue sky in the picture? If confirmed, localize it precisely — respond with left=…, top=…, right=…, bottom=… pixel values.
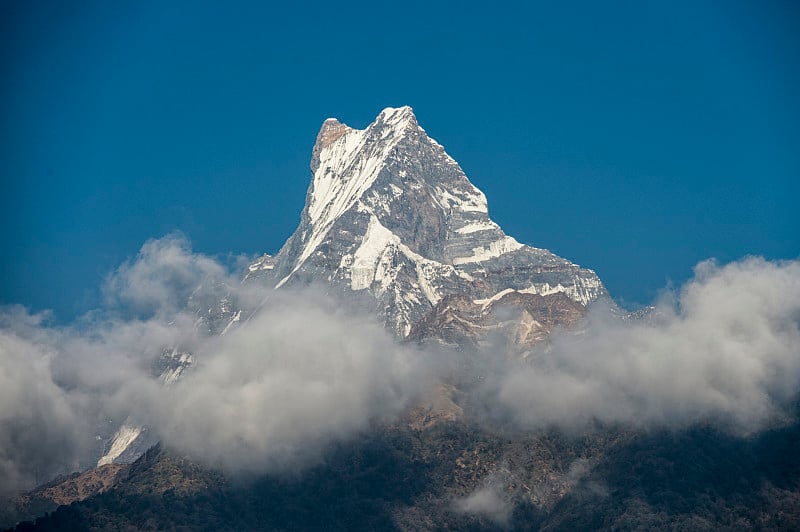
left=2, top=0, right=798, bottom=320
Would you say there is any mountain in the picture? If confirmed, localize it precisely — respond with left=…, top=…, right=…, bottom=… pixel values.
left=246, top=106, right=605, bottom=338
left=88, top=107, right=606, bottom=471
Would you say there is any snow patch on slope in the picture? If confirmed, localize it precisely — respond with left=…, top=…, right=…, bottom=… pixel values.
left=347, top=214, right=457, bottom=308
left=474, top=288, right=517, bottom=308
left=98, top=425, right=142, bottom=466
left=433, top=187, right=488, bottom=214
left=248, top=254, right=275, bottom=272
left=455, top=220, right=499, bottom=234
left=452, top=236, right=524, bottom=265
left=277, top=108, right=417, bottom=288
left=351, top=216, right=401, bottom=290
left=517, top=275, right=604, bottom=305
left=471, top=274, right=604, bottom=308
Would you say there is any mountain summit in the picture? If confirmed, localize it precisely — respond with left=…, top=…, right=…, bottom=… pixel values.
left=249, top=106, right=605, bottom=336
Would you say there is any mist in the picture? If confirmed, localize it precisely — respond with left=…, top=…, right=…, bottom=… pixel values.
left=1, top=235, right=798, bottom=495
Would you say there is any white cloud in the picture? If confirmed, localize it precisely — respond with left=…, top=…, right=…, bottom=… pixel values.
left=103, top=233, right=230, bottom=318
left=0, top=326, right=85, bottom=495
left=1, top=236, right=798, bottom=498
left=492, top=257, right=800, bottom=433
left=0, top=236, right=426, bottom=492
left=143, top=289, right=425, bottom=474
left=454, top=483, right=512, bottom=525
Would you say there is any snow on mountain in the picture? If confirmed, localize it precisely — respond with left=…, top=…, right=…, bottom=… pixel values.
left=254, top=106, right=606, bottom=336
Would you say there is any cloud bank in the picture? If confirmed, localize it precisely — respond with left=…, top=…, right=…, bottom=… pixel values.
left=492, top=257, right=800, bottom=434
left=0, top=235, right=427, bottom=495
left=0, top=235, right=798, bottom=496
left=147, top=293, right=423, bottom=474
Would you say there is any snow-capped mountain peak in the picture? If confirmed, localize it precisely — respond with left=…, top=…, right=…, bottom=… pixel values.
left=257, top=107, right=606, bottom=335
left=376, top=105, right=418, bottom=130
left=277, top=108, right=424, bottom=288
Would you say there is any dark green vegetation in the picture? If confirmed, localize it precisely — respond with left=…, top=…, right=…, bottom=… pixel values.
left=5, top=413, right=800, bottom=531
left=549, top=422, right=800, bottom=530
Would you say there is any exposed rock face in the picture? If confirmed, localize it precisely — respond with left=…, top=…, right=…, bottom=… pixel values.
left=243, top=253, right=275, bottom=283
left=23, top=464, right=127, bottom=507
left=408, top=291, right=587, bottom=351
left=1, top=463, right=128, bottom=528
left=248, top=106, right=605, bottom=338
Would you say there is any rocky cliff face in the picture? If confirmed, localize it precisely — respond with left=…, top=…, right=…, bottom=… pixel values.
left=247, top=106, right=605, bottom=338
left=407, top=291, right=587, bottom=352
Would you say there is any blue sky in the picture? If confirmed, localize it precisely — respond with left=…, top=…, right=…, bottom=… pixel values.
left=1, top=0, right=798, bottom=320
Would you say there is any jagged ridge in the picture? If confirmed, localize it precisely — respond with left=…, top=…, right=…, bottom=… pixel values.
left=250, top=106, right=606, bottom=336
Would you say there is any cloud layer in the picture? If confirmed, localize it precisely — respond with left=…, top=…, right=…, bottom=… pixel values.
left=492, top=257, right=800, bottom=434
left=1, top=235, right=798, bottom=496
left=147, top=292, right=424, bottom=474
left=0, top=235, right=427, bottom=494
